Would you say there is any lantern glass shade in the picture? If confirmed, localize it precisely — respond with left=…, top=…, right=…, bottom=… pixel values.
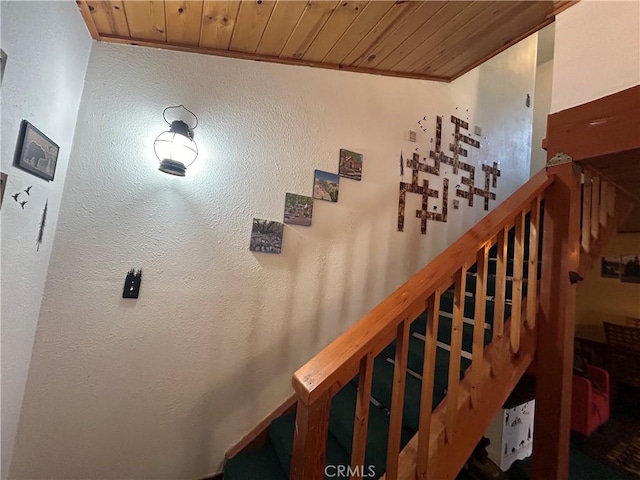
left=153, top=129, right=198, bottom=176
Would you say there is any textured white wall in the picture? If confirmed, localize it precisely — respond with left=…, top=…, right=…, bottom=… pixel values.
left=0, top=2, right=91, bottom=477
left=551, top=0, right=640, bottom=113
left=531, top=59, right=554, bottom=177
left=10, top=35, right=535, bottom=479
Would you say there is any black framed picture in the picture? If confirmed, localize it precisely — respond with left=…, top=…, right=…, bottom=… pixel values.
left=14, top=120, right=59, bottom=182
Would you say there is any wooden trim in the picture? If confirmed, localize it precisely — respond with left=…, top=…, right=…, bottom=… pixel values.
left=470, top=245, right=488, bottom=408
left=581, top=170, right=592, bottom=253
left=445, top=266, right=467, bottom=443
left=526, top=196, right=541, bottom=330
left=76, top=1, right=101, bottom=40
left=416, top=291, right=441, bottom=479
left=291, top=394, right=331, bottom=480
left=94, top=34, right=452, bottom=83
left=293, top=170, right=554, bottom=406
left=493, top=226, right=508, bottom=340
left=546, top=85, right=640, bottom=163
left=531, top=162, right=582, bottom=480
left=351, top=353, right=374, bottom=479
left=225, top=394, right=297, bottom=459
left=510, top=211, right=525, bottom=354
left=590, top=175, right=600, bottom=240
left=386, top=320, right=411, bottom=480
left=599, top=182, right=608, bottom=227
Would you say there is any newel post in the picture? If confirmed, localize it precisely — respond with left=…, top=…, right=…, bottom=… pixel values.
left=290, top=393, right=330, bottom=480
left=531, top=155, right=581, bottom=480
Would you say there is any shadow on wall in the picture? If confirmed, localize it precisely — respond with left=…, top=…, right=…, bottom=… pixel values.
left=175, top=175, right=428, bottom=476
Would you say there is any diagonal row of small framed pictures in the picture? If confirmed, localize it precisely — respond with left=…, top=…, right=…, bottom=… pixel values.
left=249, top=149, right=363, bottom=254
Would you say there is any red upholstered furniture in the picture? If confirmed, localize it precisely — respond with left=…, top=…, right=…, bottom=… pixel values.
left=571, top=365, right=610, bottom=437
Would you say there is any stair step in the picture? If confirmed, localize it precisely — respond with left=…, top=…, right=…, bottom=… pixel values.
left=329, top=382, right=412, bottom=474
left=223, top=443, right=287, bottom=480
left=370, top=356, right=446, bottom=433
left=440, top=290, right=504, bottom=323
left=410, top=314, right=493, bottom=353
left=269, top=414, right=351, bottom=478
left=381, top=337, right=471, bottom=391
left=464, top=272, right=529, bottom=300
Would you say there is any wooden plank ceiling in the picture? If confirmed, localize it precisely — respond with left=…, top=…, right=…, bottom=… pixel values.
left=77, top=1, right=574, bottom=82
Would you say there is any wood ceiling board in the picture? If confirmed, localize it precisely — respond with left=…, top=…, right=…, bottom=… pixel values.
left=435, top=1, right=545, bottom=78
left=86, top=1, right=130, bottom=37
left=199, top=1, right=241, bottom=50
left=165, top=0, right=203, bottom=45
left=378, top=1, right=479, bottom=72
left=353, top=0, right=447, bottom=69
left=340, top=0, right=421, bottom=65
left=255, top=0, right=308, bottom=56
left=302, top=1, right=370, bottom=62
left=321, top=1, right=394, bottom=64
left=279, top=1, right=340, bottom=59
left=400, top=1, right=506, bottom=72
left=122, top=1, right=167, bottom=41
left=228, top=0, right=276, bottom=53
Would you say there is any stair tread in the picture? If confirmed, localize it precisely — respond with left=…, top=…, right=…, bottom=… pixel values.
left=329, top=382, right=412, bottom=474
left=411, top=314, right=493, bottom=353
left=269, top=414, right=351, bottom=478
left=223, top=443, right=287, bottom=480
left=370, top=356, right=445, bottom=433
left=382, top=338, right=471, bottom=390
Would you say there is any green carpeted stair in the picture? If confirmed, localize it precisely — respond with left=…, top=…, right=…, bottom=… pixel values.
left=224, top=211, right=541, bottom=479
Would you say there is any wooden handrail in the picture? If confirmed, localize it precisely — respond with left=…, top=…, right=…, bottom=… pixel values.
left=292, top=169, right=554, bottom=406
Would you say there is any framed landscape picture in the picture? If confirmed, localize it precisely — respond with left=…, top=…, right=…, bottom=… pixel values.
left=14, top=120, right=59, bottom=182
left=313, top=170, right=339, bottom=202
left=339, top=149, right=363, bottom=181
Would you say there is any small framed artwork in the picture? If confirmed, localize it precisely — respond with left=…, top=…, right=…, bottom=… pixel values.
left=313, top=170, right=340, bottom=202
left=600, top=256, right=621, bottom=279
left=14, top=120, right=59, bottom=182
left=249, top=219, right=284, bottom=254
left=0, top=172, right=7, bottom=208
left=339, top=149, right=363, bottom=181
left=1, top=49, right=7, bottom=85
left=284, top=193, right=313, bottom=227
left=621, top=255, right=640, bottom=284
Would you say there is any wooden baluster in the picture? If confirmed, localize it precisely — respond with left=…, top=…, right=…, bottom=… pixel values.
left=581, top=170, right=592, bottom=252
left=385, top=319, right=410, bottom=480
left=417, top=290, right=441, bottom=479
left=445, top=266, right=467, bottom=443
left=600, top=181, right=608, bottom=227
left=511, top=211, right=526, bottom=354
left=607, top=184, right=616, bottom=217
left=350, top=353, right=373, bottom=480
left=291, top=394, right=331, bottom=480
left=591, top=174, right=600, bottom=240
left=470, top=246, right=488, bottom=408
left=526, top=196, right=541, bottom=329
left=493, top=227, right=508, bottom=340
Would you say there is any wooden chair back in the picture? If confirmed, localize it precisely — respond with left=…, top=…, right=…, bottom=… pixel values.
left=626, top=317, right=640, bottom=328
left=603, top=322, right=640, bottom=389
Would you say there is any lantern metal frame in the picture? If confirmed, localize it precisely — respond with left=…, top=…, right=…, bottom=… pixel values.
left=153, top=105, right=199, bottom=177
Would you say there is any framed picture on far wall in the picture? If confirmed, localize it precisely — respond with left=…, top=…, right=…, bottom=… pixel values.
left=600, top=256, right=621, bottom=279
left=14, top=120, right=59, bottom=182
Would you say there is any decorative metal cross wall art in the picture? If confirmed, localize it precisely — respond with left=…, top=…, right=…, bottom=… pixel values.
left=398, top=114, right=501, bottom=235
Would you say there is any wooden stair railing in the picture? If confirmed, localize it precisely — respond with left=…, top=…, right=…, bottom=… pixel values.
left=289, top=162, right=635, bottom=480
left=290, top=170, right=553, bottom=480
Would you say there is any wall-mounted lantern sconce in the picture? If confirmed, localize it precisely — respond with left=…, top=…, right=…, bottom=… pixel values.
left=153, top=105, right=199, bottom=177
